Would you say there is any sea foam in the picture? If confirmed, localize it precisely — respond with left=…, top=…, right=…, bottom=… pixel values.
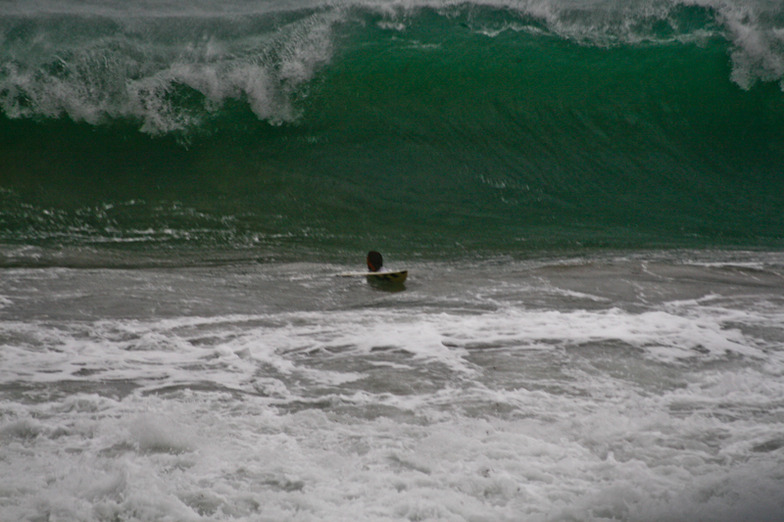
left=2, top=0, right=782, bottom=135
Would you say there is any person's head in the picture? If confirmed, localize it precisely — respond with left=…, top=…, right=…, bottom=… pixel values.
left=366, top=251, right=383, bottom=272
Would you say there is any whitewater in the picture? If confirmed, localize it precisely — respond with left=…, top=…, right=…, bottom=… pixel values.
left=2, top=0, right=784, bottom=133
left=2, top=252, right=784, bottom=520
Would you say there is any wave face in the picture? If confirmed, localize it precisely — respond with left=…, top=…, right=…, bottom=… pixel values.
left=2, top=0, right=784, bottom=260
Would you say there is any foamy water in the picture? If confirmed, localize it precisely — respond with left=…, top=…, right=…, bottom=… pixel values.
left=1, top=252, right=783, bottom=520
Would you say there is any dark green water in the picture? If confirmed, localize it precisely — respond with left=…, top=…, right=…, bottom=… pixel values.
left=2, top=3, right=784, bottom=264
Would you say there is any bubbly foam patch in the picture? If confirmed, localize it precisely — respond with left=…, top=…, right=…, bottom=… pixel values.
left=1, top=377, right=783, bottom=520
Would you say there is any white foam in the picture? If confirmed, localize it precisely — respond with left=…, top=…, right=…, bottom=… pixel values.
left=5, top=372, right=782, bottom=520
left=0, top=286, right=776, bottom=397
left=2, top=0, right=782, bottom=132
left=2, top=257, right=784, bottom=520
left=699, top=0, right=784, bottom=89
left=0, top=6, right=340, bottom=133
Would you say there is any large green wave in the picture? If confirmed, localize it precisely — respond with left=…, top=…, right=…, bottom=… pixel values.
left=2, top=3, right=783, bottom=261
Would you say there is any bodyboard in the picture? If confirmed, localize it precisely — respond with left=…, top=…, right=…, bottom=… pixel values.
left=338, top=270, right=408, bottom=284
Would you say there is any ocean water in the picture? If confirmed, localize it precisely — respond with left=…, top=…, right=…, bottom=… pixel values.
left=2, top=0, right=784, bottom=520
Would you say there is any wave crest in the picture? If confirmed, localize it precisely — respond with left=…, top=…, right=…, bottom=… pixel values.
left=1, top=0, right=783, bottom=136
left=0, top=9, right=339, bottom=133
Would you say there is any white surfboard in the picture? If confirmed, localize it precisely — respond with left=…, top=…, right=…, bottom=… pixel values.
left=338, top=270, right=408, bottom=284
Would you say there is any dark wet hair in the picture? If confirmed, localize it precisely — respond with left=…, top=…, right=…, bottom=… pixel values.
left=367, top=251, right=383, bottom=271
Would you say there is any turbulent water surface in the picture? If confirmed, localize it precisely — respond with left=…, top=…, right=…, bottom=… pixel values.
left=2, top=0, right=784, bottom=520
